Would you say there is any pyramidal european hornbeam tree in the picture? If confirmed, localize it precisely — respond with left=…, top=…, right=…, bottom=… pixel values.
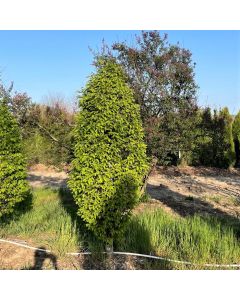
left=68, top=59, right=148, bottom=245
left=0, top=100, right=30, bottom=218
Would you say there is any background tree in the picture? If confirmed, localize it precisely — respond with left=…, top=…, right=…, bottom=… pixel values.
left=0, top=100, right=30, bottom=217
left=0, top=79, right=75, bottom=167
left=212, top=107, right=235, bottom=168
left=232, top=111, right=240, bottom=166
left=193, top=107, right=215, bottom=166
left=193, top=107, right=235, bottom=168
left=23, top=99, right=75, bottom=166
left=0, top=80, right=32, bottom=132
left=94, top=31, right=198, bottom=165
left=68, top=59, right=148, bottom=246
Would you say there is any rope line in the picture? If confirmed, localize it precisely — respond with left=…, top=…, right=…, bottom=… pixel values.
left=1, top=238, right=240, bottom=268
left=68, top=251, right=240, bottom=268
left=0, top=238, right=51, bottom=253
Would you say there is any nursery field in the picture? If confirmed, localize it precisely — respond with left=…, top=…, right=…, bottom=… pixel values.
left=0, top=165, right=240, bottom=270
left=1, top=30, right=240, bottom=274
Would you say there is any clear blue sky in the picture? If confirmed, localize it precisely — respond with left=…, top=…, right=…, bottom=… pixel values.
left=0, top=30, right=239, bottom=114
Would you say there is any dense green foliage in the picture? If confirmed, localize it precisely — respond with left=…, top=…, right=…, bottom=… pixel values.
left=1, top=33, right=240, bottom=270
left=145, top=111, right=198, bottom=165
left=22, top=131, right=56, bottom=165
left=22, top=101, right=74, bottom=166
left=0, top=102, right=30, bottom=217
left=233, top=111, right=240, bottom=166
left=193, top=107, right=235, bottom=168
left=68, top=60, right=148, bottom=244
left=233, top=111, right=240, bottom=141
left=217, top=107, right=235, bottom=168
left=193, top=107, right=213, bottom=166
left=0, top=81, right=74, bottom=167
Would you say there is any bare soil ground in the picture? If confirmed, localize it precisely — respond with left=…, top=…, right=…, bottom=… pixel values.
left=146, top=166, right=240, bottom=219
left=27, top=164, right=68, bottom=188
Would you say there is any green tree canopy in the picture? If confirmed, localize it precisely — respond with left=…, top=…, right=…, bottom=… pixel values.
left=68, top=59, right=148, bottom=244
left=0, top=101, right=30, bottom=217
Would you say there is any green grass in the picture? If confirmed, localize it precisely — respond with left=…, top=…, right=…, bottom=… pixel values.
left=0, top=187, right=81, bottom=256
left=1, top=187, right=240, bottom=269
left=120, top=209, right=240, bottom=269
left=139, top=192, right=151, bottom=203
left=204, top=194, right=240, bottom=206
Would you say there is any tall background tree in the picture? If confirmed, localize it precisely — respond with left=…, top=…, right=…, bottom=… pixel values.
left=68, top=59, right=148, bottom=246
left=94, top=31, right=199, bottom=165
left=193, top=107, right=235, bottom=168
left=212, top=107, right=235, bottom=168
left=232, top=111, right=240, bottom=166
left=193, top=107, right=215, bottom=166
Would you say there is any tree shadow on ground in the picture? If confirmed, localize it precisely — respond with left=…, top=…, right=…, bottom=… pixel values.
left=58, top=184, right=174, bottom=270
left=147, top=183, right=240, bottom=238
left=27, top=174, right=67, bottom=188
left=22, top=247, right=58, bottom=270
left=158, top=165, right=240, bottom=192
left=115, top=217, right=173, bottom=270
left=58, top=187, right=100, bottom=247
left=58, top=187, right=107, bottom=269
left=80, top=217, right=172, bottom=270
left=0, top=191, right=33, bottom=226
left=59, top=187, right=122, bottom=269
left=176, top=175, right=240, bottom=199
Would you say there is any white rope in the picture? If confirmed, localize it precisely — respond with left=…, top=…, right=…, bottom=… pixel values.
left=1, top=238, right=240, bottom=268
left=68, top=251, right=240, bottom=268
left=0, top=238, right=51, bottom=253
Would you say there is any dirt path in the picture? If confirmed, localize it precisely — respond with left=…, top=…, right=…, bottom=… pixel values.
left=146, top=166, right=240, bottom=219
left=27, top=164, right=68, bottom=188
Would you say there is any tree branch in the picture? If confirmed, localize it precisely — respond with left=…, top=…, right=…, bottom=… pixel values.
left=35, top=122, right=72, bottom=151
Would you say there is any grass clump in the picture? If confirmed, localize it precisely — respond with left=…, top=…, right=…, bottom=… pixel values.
left=205, top=194, right=240, bottom=207
left=119, top=208, right=240, bottom=268
left=139, top=192, right=151, bottom=203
